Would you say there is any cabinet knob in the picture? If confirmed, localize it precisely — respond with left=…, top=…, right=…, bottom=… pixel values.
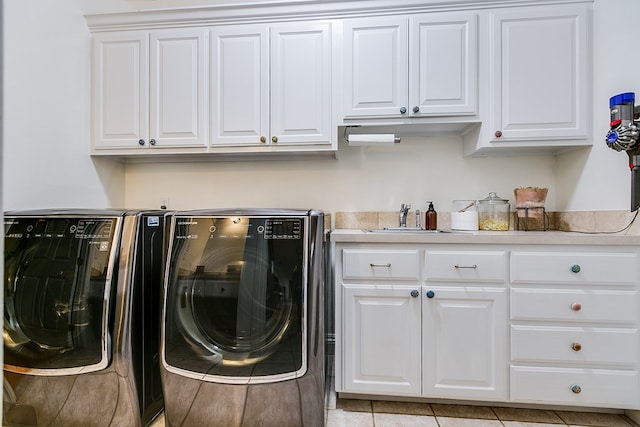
left=400, top=107, right=407, bottom=114
left=571, top=342, right=582, bottom=351
left=571, top=264, right=581, bottom=273
left=271, top=136, right=278, bottom=143
left=260, top=136, right=266, bottom=143
left=412, top=106, right=420, bottom=114
left=571, top=384, right=582, bottom=394
left=138, top=139, right=146, bottom=146
left=410, top=289, right=419, bottom=298
left=149, top=139, right=156, bottom=146
left=495, top=130, right=503, bottom=138
left=571, top=302, right=582, bottom=311
left=426, top=290, right=435, bottom=299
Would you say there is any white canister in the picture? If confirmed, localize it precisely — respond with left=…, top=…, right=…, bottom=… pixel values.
left=451, top=200, right=479, bottom=231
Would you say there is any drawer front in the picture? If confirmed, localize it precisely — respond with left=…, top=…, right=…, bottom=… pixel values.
left=511, top=325, right=638, bottom=365
left=511, top=366, right=640, bottom=409
left=511, top=251, right=638, bottom=285
left=511, top=288, right=638, bottom=324
left=342, top=249, right=420, bottom=280
left=425, top=251, right=507, bottom=283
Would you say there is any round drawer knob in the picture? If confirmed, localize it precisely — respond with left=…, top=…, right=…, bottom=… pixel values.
left=571, top=384, right=582, bottom=394
left=413, top=106, right=420, bottom=114
left=400, top=107, right=407, bottom=114
left=495, top=130, right=503, bottom=138
left=571, top=264, right=581, bottom=273
left=271, top=136, right=278, bottom=143
left=149, top=138, right=156, bottom=146
left=138, top=139, right=146, bottom=146
left=410, top=289, right=419, bottom=298
left=426, top=290, right=435, bottom=299
left=571, top=342, right=582, bottom=351
left=260, top=136, right=266, bottom=143
left=571, top=302, right=582, bottom=311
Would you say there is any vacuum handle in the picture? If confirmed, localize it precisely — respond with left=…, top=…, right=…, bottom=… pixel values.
left=630, top=153, right=640, bottom=211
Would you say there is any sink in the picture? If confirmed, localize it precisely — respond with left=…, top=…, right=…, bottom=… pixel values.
left=364, top=228, right=474, bottom=234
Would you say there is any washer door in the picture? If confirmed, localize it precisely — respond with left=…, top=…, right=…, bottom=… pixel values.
left=4, top=217, right=119, bottom=374
left=163, top=216, right=307, bottom=382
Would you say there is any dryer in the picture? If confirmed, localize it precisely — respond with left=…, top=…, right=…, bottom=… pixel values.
left=3, top=209, right=169, bottom=427
left=161, top=209, right=324, bottom=427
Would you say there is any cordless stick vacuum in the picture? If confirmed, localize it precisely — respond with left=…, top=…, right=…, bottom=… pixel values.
left=606, top=92, right=640, bottom=211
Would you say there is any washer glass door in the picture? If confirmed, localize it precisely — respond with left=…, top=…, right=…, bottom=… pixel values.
left=4, top=216, right=119, bottom=373
left=164, top=215, right=307, bottom=382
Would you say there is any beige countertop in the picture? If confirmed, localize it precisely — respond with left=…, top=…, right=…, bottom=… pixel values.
left=330, top=228, right=640, bottom=246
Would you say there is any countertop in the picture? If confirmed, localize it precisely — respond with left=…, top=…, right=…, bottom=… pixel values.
left=329, top=229, right=640, bottom=246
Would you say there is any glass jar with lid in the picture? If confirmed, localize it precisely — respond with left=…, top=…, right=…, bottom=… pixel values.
left=477, top=192, right=510, bottom=231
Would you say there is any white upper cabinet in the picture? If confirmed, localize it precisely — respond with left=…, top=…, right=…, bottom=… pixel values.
left=343, top=12, right=477, bottom=119
left=211, top=22, right=333, bottom=147
left=87, top=0, right=592, bottom=158
left=92, top=29, right=208, bottom=150
left=92, top=32, right=149, bottom=149
left=150, top=30, right=208, bottom=148
left=343, top=17, right=408, bottom=118
left=409, top=13, right=477, bottom=116
left=270, top=23, right=333, bottom=145
left=463, top=3, right=592, bottom=156
left=490, top=6, right=589, bottom=141
left=210, top=26, right=269, bottom=146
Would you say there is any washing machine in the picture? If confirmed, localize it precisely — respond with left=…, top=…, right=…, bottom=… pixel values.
left=3, top=209, right=170, bottom=427
left=161, top=209, right=324, bottom=427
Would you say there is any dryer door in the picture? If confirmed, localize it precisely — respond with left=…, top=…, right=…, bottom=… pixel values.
left=163, top=215, right=308, bottom=383
left=4, top=216, right=120, bottom=374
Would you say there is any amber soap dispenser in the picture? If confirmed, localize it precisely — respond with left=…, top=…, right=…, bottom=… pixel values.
left=426, top=201, right=437, bottom=230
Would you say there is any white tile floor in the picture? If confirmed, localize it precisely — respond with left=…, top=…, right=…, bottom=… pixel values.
left=150, top=383, right=640, bottom=427
left=325, top=398, right=640, bottom=427
left=149, top=359, right=640, bottom=427
left=151, top=400, right=640, bottom=427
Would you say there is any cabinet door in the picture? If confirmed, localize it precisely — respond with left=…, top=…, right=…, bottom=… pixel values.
left=409, top=13, right=477, bottom=116
left=422, top=286, right=507, bottom=400
left=343, top=17, right=408, bottom=118
left=491, top=6, right=589, bottom=141
left=210, top=25, right=269, bottom=146
left=271, top=23, right=332, bottom=145
left=149, top=29, right=208, bottom=148
left=92, top=31, right=149, bottom=149
left=342, top=284, right=421, bottom=396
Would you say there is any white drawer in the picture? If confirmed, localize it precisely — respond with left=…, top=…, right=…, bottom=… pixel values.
left=342, top=249, right=420, bottom=280
left=511, top=288, right=638, bottom=324
left=511, top=366, right=640, bottom=409
left=425, top=251, right=507, bottom=283
left=511, top=325, right=638, bottom=365
left=511, top=251, right=638, bottom=285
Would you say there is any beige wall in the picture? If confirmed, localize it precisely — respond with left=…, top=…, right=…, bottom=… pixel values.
left=124, top=137, right=556, bottom=214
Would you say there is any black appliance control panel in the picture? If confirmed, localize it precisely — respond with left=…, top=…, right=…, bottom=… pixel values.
left=264, top=219, right=301, bottom=239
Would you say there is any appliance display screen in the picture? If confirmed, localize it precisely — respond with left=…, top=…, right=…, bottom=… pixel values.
left=264, top=219, right=301, bottom=239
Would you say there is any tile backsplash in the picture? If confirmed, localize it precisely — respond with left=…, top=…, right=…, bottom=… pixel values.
left=333, top=211, right=640, bottom=235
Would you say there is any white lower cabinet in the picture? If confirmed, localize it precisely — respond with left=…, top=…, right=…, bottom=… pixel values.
left=342, top=284, right=422, bottom=396
left=511, top=366, right=639, bottom=408
left=336, top=245, right=507, bottom=401
left=509, top=249, right=640, bottom=409
left=335, top=242, right=640, bottom=410
left=422, top=286, right=507, bottom=400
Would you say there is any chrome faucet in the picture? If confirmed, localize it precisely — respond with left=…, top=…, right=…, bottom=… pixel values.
left=399, top=203, right=411, bottom=227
